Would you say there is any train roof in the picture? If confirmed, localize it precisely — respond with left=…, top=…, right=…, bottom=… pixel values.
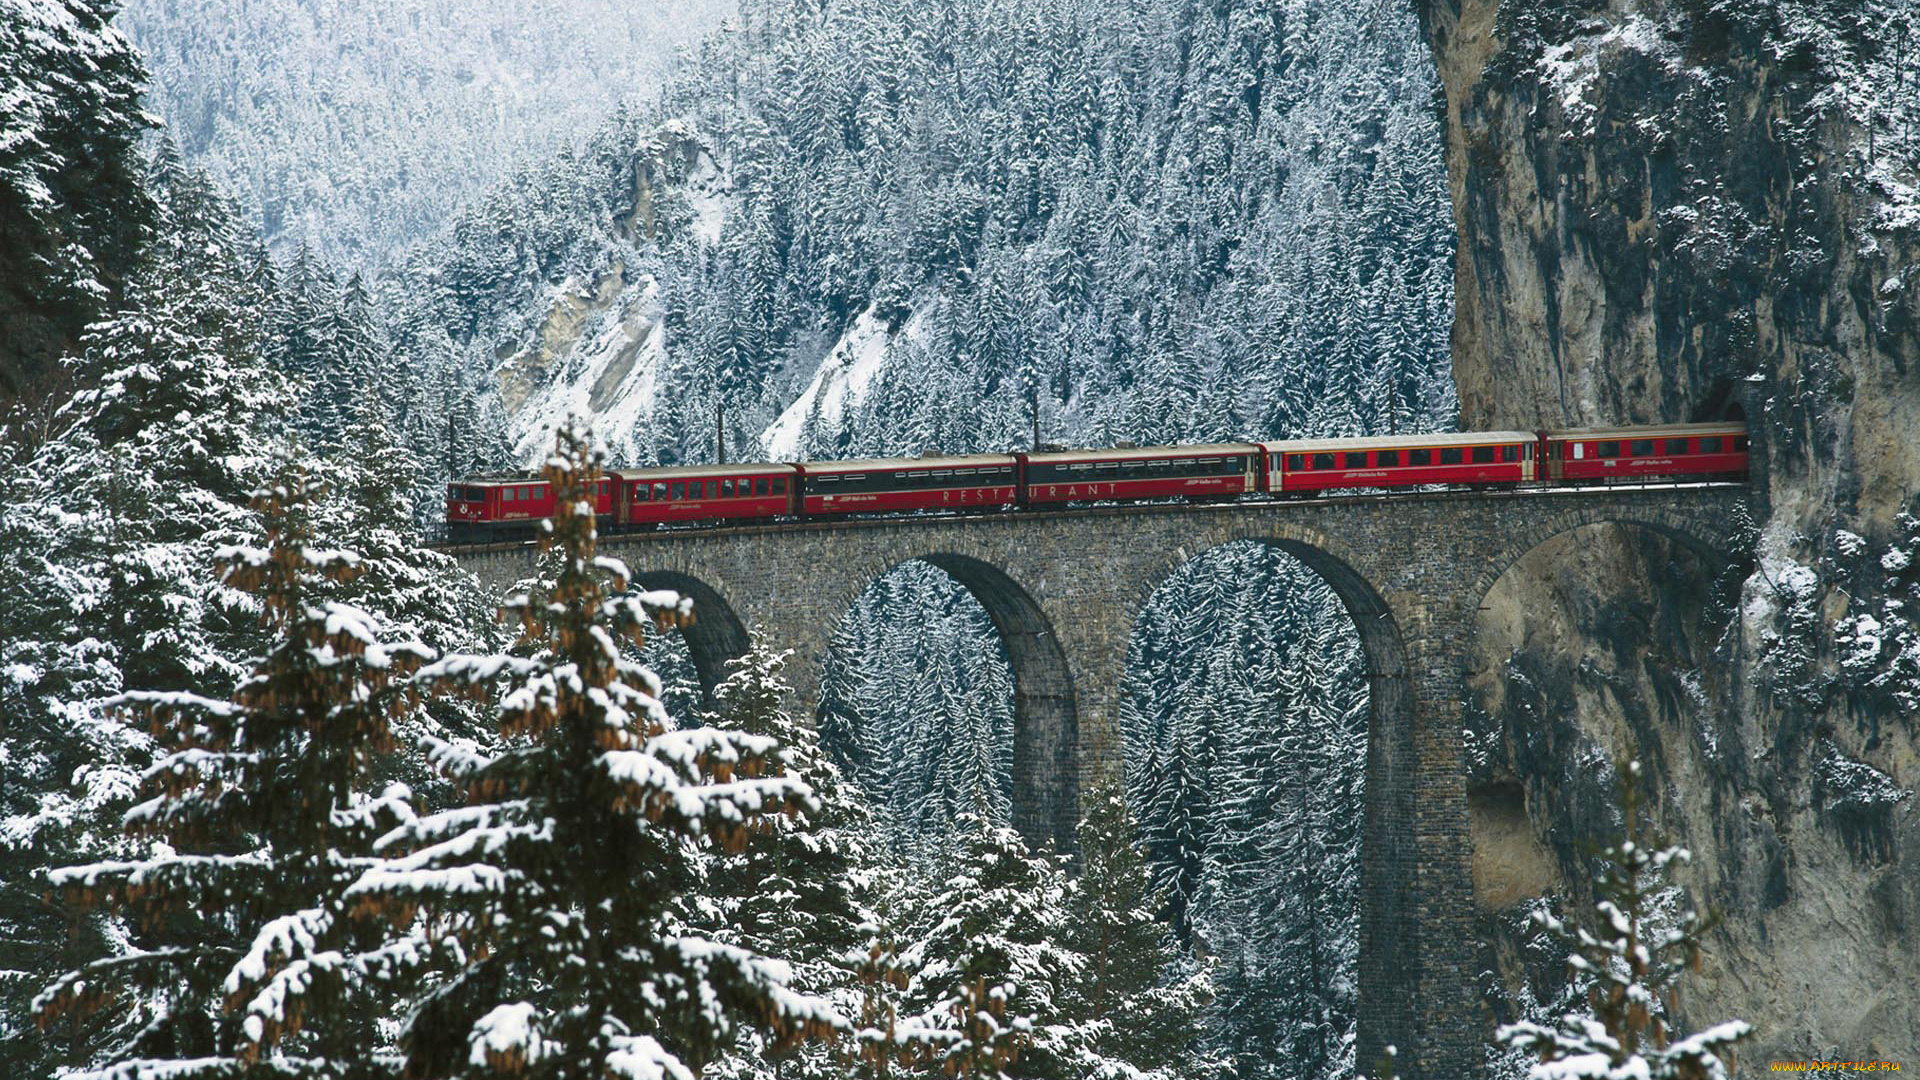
left=608, top=462, right=801, bottom=481
left=1541, top=422, right=1746, bottom=440
left=454, top=474, right=545, bottom=486
left=1260, top=430, right=1535, bottom=454
left=1024, top=442, right=1258, bottom=464
left=801, top=453, right=1018, bottom=474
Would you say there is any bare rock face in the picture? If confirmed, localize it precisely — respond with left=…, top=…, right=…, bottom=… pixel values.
left=1417, top=0, right=1919, bottom=1068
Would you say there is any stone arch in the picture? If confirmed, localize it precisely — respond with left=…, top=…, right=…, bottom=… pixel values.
left=1461, top=507, right=1752, bottom=957
left=1128, top=526, right=1421, bottom=1077
left=825, top=550, right=1079, bottom=852
left=629, top=569, right=751, bottom=705
left=1469, top=506, right=1742, bottom=611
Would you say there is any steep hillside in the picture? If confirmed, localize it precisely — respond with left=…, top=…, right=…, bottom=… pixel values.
left=392, top=0, right=1458, bottom=475
left=120, top=0, right=732, bottom=268
left=1416, top=0, right=1920, bottom=1068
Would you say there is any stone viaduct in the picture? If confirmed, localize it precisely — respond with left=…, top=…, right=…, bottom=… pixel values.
left=455, top=482, right=1753, bottom=1079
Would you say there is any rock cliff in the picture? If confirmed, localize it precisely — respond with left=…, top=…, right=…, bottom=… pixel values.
left=1418, top=0, right=1919, bottom=1068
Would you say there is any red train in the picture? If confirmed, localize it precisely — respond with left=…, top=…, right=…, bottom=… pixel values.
left=443, top=422, right=1747, bottom=542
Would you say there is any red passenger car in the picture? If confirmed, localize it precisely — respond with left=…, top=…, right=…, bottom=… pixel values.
left=444, top=476, right=615, bottom=542
left=1541, top=423, right=1748, bottom=484
left=1263, top=431, right=1536, bottom=494
left=1021, top=444, right=1259, bottom=505
left=613, top=464, right=800, bottom=527
left=800, top=454, right=1019, bottom=515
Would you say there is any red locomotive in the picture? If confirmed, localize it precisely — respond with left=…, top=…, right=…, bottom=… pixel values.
left=444, top=422, right=1747, bottom=541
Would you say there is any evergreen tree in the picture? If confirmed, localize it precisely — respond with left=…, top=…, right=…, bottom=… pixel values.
left=1496, top=760, right=1752, bottom=1080
left=0, top=0, right=154, bottom=406
left=33, top=468, right=431, bottom=1076
left=900, top=812, right=1075, bottom=1080
left=0, top=160, right=292, bottom=1077
left=1059, top=781, right=1215, bottom=1079
left=344, top=422, right=840, bottom=1077
left=699, top=631, right=887, bottom=1080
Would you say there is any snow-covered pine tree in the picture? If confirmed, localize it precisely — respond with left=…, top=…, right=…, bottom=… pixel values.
left=33, top=467, right=431, bottom=1075
left=1495, top=759, right=1752, bottom=1080
left=344, top=422, right=840, bottom=1078
left=900, top=811, right=1076, bottom=1080
left=697, top=630, right=887, bottom=1080
left=1060, top=780, right=1215, bottom=1080
left=0, top=158, right=293, bottom=1076
left=0, top=0, right=154, bottom=405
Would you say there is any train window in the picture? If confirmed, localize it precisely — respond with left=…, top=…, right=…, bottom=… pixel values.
left=718, top=479, right=730, bottom=497
left=1502, top=445, right=1519, bottom=462
left=1286, top=454, right=1304, bottom=470
left=1733, top=436, right=1747, bottom=451
left=1410, top=449, right=1432, bottom=466
left=652, top=482, right=667, bottom=500
left=1472, top=447, right=1495, bottom=464
left=1598, top=441, right=1621, bottom=457
left=750, top=477, right=764, bottom=496
left=932, top=470, right=952, bottom=478
left=815, top=474, right=837, bottom=484
left=1312, top=453, right=1336, bottom=469
left=1345, top=452, right=1367, bottom=468
left=1097, top=461, right=1118, bottom=470
left=670, top=482, right=685, bottom=500
left=773, top=477, right=788, bottom=494
left=1630, top=439, right=1655, bottom=456
left=1667, top=439, right=1692, bottom=455
left=504, top=487, right=516, bottom=502
left=1699, top=436, right=1722, bottom=452
left=1440, top=448, right=1463, bottom=465
left=1378, top=450, right=1399, bottom=467
left=633, top=484, right=650, bottom=502
left=1148, top=459, right=1168, bottom=468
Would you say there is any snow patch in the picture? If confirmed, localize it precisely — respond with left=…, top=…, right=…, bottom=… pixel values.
left=760, top=299, right=935, bottom=460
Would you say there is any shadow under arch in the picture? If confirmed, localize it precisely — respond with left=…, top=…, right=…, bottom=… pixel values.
left=630, top=570, right=752, bottom=706
left=1129, top=530, right=1417, bottom=1072
left=832, top=552, right=1079, bottom=853
left=1462, top=513, right=1751, bottom=876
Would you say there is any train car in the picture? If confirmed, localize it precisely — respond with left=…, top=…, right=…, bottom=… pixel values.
left=1020, top=444, right=1260, bottom=506
left=800, top=454, right=1019, bottom=515
left=1541, top=423, right=1748, bottom=484
left=1263, top=431, right=1536, bottom=494
left=613, top=463, right=800, bottom=527
left=445, top=475, right=616, bottom=541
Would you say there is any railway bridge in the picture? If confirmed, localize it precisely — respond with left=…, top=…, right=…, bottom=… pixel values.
left=453, top=482, right=1754, bottom=1079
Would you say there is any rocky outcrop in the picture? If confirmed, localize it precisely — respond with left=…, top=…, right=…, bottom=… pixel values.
left=1417, top=0, right=1919, bottom=1068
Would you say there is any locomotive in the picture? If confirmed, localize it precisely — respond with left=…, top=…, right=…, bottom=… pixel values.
left=444, top=422, right=1748, bottom=543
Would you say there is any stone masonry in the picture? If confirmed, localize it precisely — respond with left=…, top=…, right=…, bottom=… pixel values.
left=454, top=483, right=1753, bottom=1080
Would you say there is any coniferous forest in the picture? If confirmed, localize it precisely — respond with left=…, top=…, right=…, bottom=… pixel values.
left=0, top=0, right=1822, bottom=1075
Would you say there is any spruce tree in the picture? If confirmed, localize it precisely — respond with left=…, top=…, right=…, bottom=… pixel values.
left=900, top=812, right=1075, bottom=1080
left=33, top=467, right=431, bottom=1075
left=345, top=422, right=840, bottom=1078
left=1060, top=781, right=1214, bottom=1079
left=1495, top=760, right=1752, bottom=1079
left=699, top=631, right=886, bottom=1080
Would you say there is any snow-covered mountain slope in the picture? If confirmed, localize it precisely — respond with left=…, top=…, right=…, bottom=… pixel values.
left=761, top=301, right=936, bottom=461
left=397, top=0, right=1457, bottom=477
left=121, top=0, right=735, bottom=270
